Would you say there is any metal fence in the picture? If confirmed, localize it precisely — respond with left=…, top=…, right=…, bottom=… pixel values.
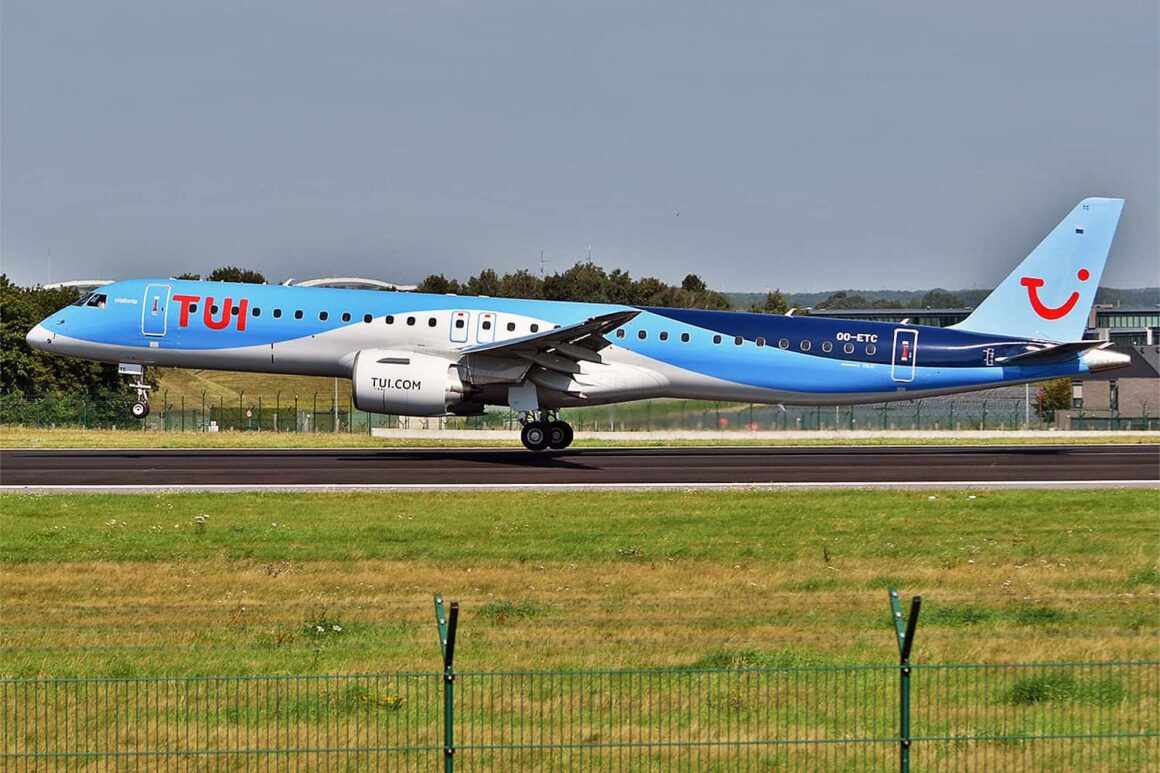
left=3, top=394, right=1117, bottom=433
left=3, top=593, right=1157, bottom=771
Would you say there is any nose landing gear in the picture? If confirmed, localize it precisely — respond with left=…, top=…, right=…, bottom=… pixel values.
left=119, top=363, right=152, bottom=419
left=519, top=412, right=574, bottom=451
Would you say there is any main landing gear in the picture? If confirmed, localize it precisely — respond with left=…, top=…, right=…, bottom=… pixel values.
left=519, top=412, right=574, bottom=451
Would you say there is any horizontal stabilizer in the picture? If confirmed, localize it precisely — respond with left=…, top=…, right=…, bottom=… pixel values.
left=995, top=340, right=1108, bottom=365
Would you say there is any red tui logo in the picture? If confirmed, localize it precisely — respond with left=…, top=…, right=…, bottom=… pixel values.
left=173, top=294, right=248, bottom=331
left=1020, top=268, right=1089, bottom=320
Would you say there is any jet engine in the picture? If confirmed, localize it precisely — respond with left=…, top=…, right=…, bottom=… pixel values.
left=352, top=349, right=467, bottom=416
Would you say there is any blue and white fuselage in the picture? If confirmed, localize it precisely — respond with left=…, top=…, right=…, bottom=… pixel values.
left=26, top=197, right=1132, bottom=447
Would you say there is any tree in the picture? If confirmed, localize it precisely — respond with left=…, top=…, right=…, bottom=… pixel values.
left=465, top=269, right=501, bottom=297
left=916, top=288, right=964, bottom=308
left=207, top=266, right=267, bottom=284
left=175, top=272, right=201, bottom=280
left=681, top=274, right=708, bottom=293
left=751, top=290, right=788, bottom=314
left=416, top=274, right=462, bottom=294
left=1034, top=377, right=1072, bottom=420
left=0, top=276, right=124, bottom=399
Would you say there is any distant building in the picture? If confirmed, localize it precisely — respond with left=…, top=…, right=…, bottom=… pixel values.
left=285, top=277, right=418, bottom=292
left=805, top=308, right=971, bottom=327
left=1090, top=306, right=1160, bottom=346
left=42, top=280, right=113, bottom=294
left=1063, top=345, right=1160, bottom=428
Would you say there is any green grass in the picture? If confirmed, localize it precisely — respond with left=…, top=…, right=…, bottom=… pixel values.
left=1, top=488, right=1157, bottom=679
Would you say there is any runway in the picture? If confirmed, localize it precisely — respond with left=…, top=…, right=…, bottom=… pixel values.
left=1, top=444, right=1156, bottom=490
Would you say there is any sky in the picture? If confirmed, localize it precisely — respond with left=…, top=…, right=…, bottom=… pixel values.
left=2, top=1, right=1157, bottom=292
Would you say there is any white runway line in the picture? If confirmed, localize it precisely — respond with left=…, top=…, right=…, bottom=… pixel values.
left=2, top=480, right=1156, bottom=493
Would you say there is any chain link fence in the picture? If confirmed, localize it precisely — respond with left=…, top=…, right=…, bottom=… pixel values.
left=6, top=393, right=1139, bottom=433
left=3, top=592, right=1158, bottom=771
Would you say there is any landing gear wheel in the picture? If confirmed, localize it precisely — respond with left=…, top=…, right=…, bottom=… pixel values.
left=131, top=401, right=150, bottom=419
left=521, top=421, right=549, bottom=451
left=547, top=420, right=574, bottom=450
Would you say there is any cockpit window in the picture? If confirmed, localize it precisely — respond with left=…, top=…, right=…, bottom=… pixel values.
left=73, top=292, right=94, bottom=306
left=85, top=293, right=108, bottom=309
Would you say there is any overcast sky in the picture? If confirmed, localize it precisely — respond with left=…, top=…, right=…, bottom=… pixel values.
left=3, top=1, right=1157, bottom=292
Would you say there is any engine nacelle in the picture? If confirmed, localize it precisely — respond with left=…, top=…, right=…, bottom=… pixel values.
left=352, top=349, right=465, bottom=416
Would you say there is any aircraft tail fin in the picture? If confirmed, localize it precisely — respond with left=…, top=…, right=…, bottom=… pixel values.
left=951, top=197, right=1124, bottom=342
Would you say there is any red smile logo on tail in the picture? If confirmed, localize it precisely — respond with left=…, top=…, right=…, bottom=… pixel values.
left=1020, top=268, right=1089, bottom=320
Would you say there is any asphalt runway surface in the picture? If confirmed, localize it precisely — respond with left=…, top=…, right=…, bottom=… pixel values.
left=1, top=445, right=1157, bottom=490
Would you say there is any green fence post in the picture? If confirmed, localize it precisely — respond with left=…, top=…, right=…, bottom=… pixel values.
left=434, top=594, right=459, bottom=772
left=889, top=589, right=922, bottom=773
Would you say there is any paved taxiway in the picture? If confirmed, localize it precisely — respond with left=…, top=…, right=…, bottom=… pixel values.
left=0, top=444, right=1156, bottom=490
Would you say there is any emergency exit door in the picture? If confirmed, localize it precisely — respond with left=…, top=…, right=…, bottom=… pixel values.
left=891, top=328, right=918, bottom=382
left=450, top=310, right=470, bottom=343
left=141, top=284, right=172, bottom=337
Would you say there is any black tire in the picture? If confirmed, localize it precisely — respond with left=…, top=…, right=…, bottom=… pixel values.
left=131, top=402, right=150, bottom=419
left=547, top=420, right=574, bottom=450
left=521, top=421, right=549, bottom=451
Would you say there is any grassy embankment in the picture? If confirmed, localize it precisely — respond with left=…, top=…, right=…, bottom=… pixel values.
left=2, top=489, right=1156, bottom=677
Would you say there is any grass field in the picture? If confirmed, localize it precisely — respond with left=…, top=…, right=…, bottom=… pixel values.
left=3, top=425, right=1157, bottom=449
left=2, top=489, right=1156, bottom=678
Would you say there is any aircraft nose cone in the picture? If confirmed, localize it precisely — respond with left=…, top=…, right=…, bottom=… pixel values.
left=26, top=323, right=53, bottom=351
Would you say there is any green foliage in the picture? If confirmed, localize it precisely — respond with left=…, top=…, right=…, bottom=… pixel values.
left=1034, top=378, right=1072, bottom=420
left=0, top=275, right=124, bottom=399
left=414, top=261, right=731, bottom=309
left=1006, top=672, right=1125, bottom=706
left=750, top=290, right=788, bottom=314
left=478, top=599, right=546, bottom=624
left=816, top=291, right=904, bottom=310
left=207, top=266, right=267, bottom=284
left=918, top=288, right=964, bottom=308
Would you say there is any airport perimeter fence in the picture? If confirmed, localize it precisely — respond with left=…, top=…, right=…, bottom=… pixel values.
left=3, top=593, right=1158, bottom=771
left=7, top=393, right=1153, bottom=433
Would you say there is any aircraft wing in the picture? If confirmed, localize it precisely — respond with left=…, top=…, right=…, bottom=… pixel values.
left=995, top=340, right=1109, bottom=365
left=459, top=309, right=638, bottom=374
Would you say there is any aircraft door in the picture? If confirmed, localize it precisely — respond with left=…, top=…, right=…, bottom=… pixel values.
left=450, top=310, right=470, bottom=343
left=142, top=284, right=172, bottom=337
left=891, top=328, right=918, bottom=382
left=477, top=311, right=496, bottom=343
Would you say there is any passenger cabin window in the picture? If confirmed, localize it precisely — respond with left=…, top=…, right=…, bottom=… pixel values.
left=385, top=315, right=394, bottom=324
left=252, top=307, right=261, bottom=317
left=734, top=336, right=743, bottom=346
left=843, top=343, right=855, bottom=354
left=681, top=333, right=690, bottom=343
left=507, top=322, right=516, bottom=332
left=800, top=340, right=811, bottom=352
left=616, top=329, right=625, bottom=338
left=659, top=331, right=669, bottom=341
left=755, top=337, right=765, bottom=347
left=294, top=310, right=303, bottom=319
left=778, top=338, right=789, bottom=349
left=190, top=303, right=199, bottom=314
left=341, top=312, right=351, bottom=322
left=406, top=316, right=416, bottom=326
left=865, top=344, right=877, bottom=355
left=713, top=335, right=722, bottom=344
left=638, top=330, right=647, bottom=339
left=530, top=324, right=540, bottom=333
left=211, top=304, right=219, bottom=314
left=428, top=317, right=437, bottom=327
left=482, top=320, right=492, bottom=330
left=363, top=314, right=372, bottom=323
left=455, top=319, right=465, bottom=329
left=821, top=341, right=832, bottom=353
left=319, top=311, right=329, bottom=321
left=273, top=309, right=282, bottom=319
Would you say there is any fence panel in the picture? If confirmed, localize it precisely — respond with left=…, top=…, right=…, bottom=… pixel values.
left=3, top=663, right=1157, bottom=770
left=2, top=673, right=441, bottom=771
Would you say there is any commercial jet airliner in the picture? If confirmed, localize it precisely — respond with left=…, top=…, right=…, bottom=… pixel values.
left=27, top=197, right=1131, bottom=450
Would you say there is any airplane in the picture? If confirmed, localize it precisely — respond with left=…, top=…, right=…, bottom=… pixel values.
left=27, top=197, right=1131, bottom=451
